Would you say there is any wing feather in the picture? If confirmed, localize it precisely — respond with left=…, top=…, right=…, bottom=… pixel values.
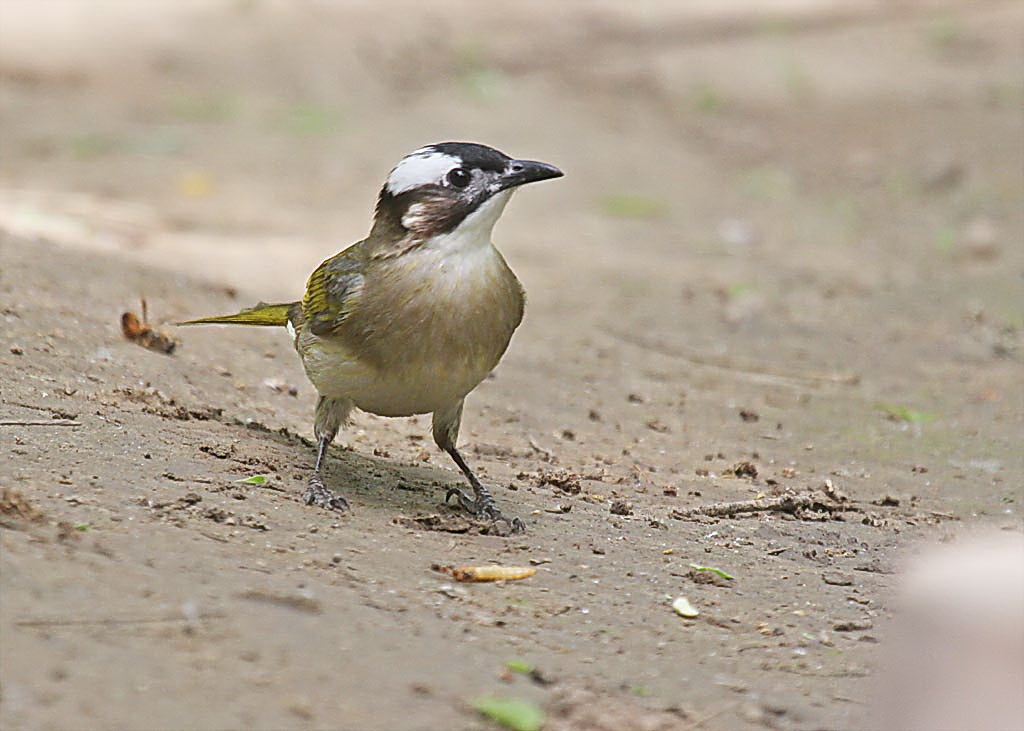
left=302, top=243, right=367, bottom=336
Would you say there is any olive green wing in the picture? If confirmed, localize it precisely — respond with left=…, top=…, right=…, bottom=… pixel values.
left=301, top=242, right=367, bottom=337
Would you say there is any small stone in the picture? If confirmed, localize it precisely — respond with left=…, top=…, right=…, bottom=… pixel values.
left=10, top=345, right=23, bottom=355
left=822, top=572, right=854, bottom=586
left=833, top=618, right=873, bottom=632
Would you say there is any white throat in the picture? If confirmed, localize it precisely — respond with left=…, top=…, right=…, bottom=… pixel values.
left=426, top=189, right=513, bottom=256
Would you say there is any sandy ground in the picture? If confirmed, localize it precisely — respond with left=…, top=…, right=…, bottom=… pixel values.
left=1, top=2, right=1022, bottom=730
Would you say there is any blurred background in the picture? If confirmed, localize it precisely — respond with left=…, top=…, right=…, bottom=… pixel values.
left=1, top=2, right=1022, bottom=730
left=2, top=0, right=1020, bottom=307
left=2, top=0, right=1021, bottom=431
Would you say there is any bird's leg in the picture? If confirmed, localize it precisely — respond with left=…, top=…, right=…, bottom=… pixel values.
left=444, top=446, right=525, bottom=533
left=303, top=434, right=349, bottom=512
left=433, top=401, right=525, bottom=533
left=302, top=396, right=352, bottom=512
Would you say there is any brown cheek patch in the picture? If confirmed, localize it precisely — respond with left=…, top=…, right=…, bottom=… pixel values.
left=402, top=194, right=471, bottom=238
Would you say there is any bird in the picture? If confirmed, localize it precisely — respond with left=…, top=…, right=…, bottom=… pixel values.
left=179, top=142, right=563, bottom=532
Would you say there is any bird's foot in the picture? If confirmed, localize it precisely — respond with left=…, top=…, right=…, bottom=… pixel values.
left=445, top=486, right=525, bottom=533
left=303, top=474, right=350, bottom=512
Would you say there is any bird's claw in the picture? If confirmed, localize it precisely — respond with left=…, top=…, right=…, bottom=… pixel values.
left=303, top=475, right=350, bottom=512
left=445, top=487, right=525, bottom=533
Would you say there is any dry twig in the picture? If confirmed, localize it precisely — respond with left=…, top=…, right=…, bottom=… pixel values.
left=670, top=492, right=855, bottom=520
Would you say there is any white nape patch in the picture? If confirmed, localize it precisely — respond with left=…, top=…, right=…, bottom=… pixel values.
left=386, top=148, right=461, bottom=195
left=286, top=319, right=297, bottom=343
left=427, top=189, right=514, bottom=255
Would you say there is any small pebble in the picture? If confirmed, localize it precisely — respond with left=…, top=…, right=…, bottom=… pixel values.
left=833, top=619, right=873, bottom=632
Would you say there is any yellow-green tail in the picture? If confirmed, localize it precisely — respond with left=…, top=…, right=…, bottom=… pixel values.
left=178, top=301, right=296, bottom=327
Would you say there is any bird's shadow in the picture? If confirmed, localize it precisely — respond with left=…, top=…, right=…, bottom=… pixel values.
left=228, top=417, right=475, bottom=518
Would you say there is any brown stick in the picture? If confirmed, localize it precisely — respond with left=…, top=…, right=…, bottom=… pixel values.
left=671, top=493, right=848, bottom=519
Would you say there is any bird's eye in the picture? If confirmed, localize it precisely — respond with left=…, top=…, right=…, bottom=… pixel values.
left=446, top=167, right=471, bottom=188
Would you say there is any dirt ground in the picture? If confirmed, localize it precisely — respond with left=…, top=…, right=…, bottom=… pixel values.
left=1, top=2, right=1022, bottom=730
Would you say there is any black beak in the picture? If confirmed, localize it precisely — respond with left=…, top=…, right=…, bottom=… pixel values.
left=498, top=159, right=564, bottom=191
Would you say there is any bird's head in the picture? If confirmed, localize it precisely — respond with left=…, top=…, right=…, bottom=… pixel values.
left=372, top=142, right=562, bottom=243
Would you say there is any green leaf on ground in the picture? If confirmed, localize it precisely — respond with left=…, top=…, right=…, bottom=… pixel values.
left=689, top=564, right=734, bottom=580
left=473, top=696, right=545, bottom=731
left=875, top=403, right=936, bottom=424
left=505, top=659, right=534, bottom=675
left=235, top=475, right=267, bottom=485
